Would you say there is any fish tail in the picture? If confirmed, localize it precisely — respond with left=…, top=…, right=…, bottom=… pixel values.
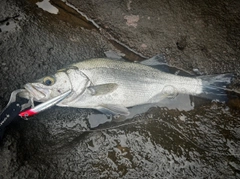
left=198, top=73, right=234, bottom=101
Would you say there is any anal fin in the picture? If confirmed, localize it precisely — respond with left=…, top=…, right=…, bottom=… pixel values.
left=96, top=104, right=130, bottom=116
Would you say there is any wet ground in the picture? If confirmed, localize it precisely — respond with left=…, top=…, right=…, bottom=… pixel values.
left=0, top=0, right=240, bottom=178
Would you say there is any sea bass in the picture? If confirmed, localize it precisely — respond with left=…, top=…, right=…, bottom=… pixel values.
left=20, top=58, right=232, bottom=116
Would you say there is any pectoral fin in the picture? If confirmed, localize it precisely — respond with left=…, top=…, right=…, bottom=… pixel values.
left=96, top=104, right=130, bottom=116
left=88, top=83, right=118, bottom=96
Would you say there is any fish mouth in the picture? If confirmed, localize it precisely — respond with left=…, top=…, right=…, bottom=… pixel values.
left=24, top=83, right=48, bottom=101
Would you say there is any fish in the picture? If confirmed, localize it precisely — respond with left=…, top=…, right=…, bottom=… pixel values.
left=19, top=57, right=233, bottom=116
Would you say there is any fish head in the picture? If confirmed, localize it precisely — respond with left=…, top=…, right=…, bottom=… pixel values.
left=23, top=71, right=72, bottom=102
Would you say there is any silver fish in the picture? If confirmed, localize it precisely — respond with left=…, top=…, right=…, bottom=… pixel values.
left=20, top=58, right=233, bottom=116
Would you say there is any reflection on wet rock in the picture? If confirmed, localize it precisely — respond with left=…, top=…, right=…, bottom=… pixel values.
left=16, top=103, right=238, bottom=178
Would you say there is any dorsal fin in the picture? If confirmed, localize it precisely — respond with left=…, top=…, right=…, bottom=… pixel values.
left=140, top=54, right=194, bottom=77
left=140, top=54, right=167, bottom=66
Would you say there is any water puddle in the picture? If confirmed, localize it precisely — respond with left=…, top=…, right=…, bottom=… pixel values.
left=0, top=15, right=22, bottom=32
left=88, top=93, right=195, bottom=128
left=36, top=0, right=59, bottom=14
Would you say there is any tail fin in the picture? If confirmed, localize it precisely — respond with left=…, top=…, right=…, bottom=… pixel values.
left=198, top=73, right=234, bottom=102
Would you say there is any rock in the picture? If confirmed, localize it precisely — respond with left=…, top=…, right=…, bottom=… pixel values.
left=0, top=0, right=240, bottom=178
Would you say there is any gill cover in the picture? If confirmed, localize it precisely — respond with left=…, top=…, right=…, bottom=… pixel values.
left=58, top=68, right=91, bottom=106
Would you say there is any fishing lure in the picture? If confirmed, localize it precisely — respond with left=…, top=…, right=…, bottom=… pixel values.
left=19, top=90, right=71, bottom=118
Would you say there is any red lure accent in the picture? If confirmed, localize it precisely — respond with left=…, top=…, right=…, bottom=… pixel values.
left=19, top=109, right=38, bottom=118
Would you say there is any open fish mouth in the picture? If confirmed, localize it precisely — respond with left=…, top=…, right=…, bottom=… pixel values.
left=24, top=83, right=48, bottom=101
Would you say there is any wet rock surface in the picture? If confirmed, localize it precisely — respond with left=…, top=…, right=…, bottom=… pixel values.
left=0, top=0, right=240, bottom=178
left=68, top=0, right=240, bottom=74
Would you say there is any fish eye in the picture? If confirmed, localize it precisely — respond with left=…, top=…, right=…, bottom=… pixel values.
left=43, top=76, right=55, bottom=86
